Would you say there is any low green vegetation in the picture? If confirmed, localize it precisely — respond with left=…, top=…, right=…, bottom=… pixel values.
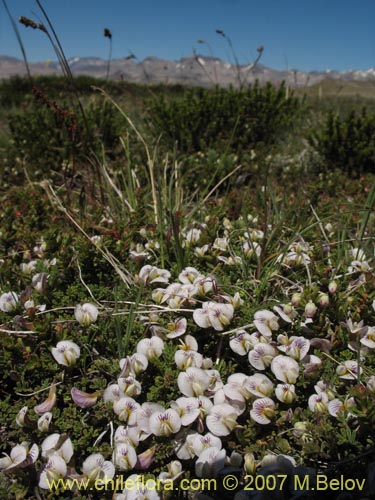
left=1, top=75, right=375, bottom=500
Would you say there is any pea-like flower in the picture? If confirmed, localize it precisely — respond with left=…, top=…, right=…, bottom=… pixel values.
left=166, top=317, right=188, bottom=339
left=248, top=343, right=278, bottom=370
left=177, top=367, right=210, bottom=397
left=247, top=373, right=274, bottom=398
left=206, top=403, right=239, bottom=436
left=113, top=397, right=140, bottom=425
left=192, top=433, right=222, bottom=457
left=271, top=355, right=300, bottom=384
left=112, top=444, right=137, bottom=471
left=193, top=301, right=234, bottom=331
left=41, top=433, right=74, bottom=463
left=0, top=442, right=38, bottom=471
left=308, top=392, right=329, bottom=413
left=82, top=453, right=115, bottom=482
left=253, top=309, right=279, bottom=337
left=0, top=291, right=18, bottom=312
left=149, top=409, right=182, bottom=437
left=195, top=446, right=226, bottom=478
left=136, top=336, right=164, bottom=360
left=336, top=360, right=362, bottom=380
left=250, top=397, right=276, bottom=425
left=175, top=348, right=203, bottom=369
left=74, top=303, right=99, bottom=325
left=38, top=412, right=53, bottom=432
left=51, top=340, right=80, bottom=367
left=275, top=384, right=296, bottom=404
left=229, top=331, right=253, bottom=355
left=138, top=265, right=171, bottom=285
left=39, top=455, right=67, bottom=489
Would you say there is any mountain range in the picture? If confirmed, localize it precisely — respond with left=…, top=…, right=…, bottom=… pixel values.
left=1, top=54, right=375, bottom=88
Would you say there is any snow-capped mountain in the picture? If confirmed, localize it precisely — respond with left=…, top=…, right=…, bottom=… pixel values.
left=1, top=54, right=375, bottom=88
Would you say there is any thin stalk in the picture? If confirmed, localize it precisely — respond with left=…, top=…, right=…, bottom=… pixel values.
left=2, top=0, right=32, bottom=82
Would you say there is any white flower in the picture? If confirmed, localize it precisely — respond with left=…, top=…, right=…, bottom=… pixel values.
left=250, top=397, right=276, bottom=425
left=82, top=453, right=115, bottom=482
left=0, top=292, right=18, bottom=312
left=271, top=355, right=300, bottom=384
left=114, top=426, right=140, bottom=448
left=38, top=412, right=53, bottom=432
left=136, top=402, right=165, bottom=436
left=20, top=260, right=37, bottom=275
left=206, top=404, right=238, bottom=436
left=195, top=447, right=226, bottom=478
left=285, top=337, right=310, bottom=360
left=248, top=343, right=277, bottom=370
left=74, top=303, right=99, bottom=325
left=171, top=397, right=201, bottom=426
left=193, top=302, right=234, bottom=331
left=166, top=317, right=187, bottom=339
left=120, top=353, right=148, bottom=377
left=117, top=377, right=142, bottom=398
left=174, top=431, right=197, bottom=459
left=174, top=350, right=203, bottom=370
left=213, top=237, right=229, bottom=251
left=243, top=240, right=262, bottom=258
left=184, top=228, right=202, bottom=246
left=179, top=267, right=203, bottom=284
left=213, top=388, right=246, bottom=416
left=328, top=397, right=356, bottom=418
left=247, top=373, right=274, bottom=398
left=117, top=474, right=161, bottom=500
left=113, top=397, right=140, bottom=425
left=39, top=455, right=67, bottom=489
left=336, top=360, right=362, bottom=380
left=308, top=392, right=329, bottom=413
left=32, top=272, right=49, bottom=293
left=112, top=444, right=137, bottom=471
left=138, top=265, right=171, bottom=285
left=217, top=255, right=243, bottom=266
left=178, top=335, right=199, bottom=352
left=275, top=384, right=296, bottom=404
left=177, top=367, right=210, bottom=397
left=51, top=340, right=80, bottom=367
left=159, top=460, right=184, bottom=483
left=149, top=409, right=182, bottom=437
left=41, top=433, right=74, bottom=463
left=192, top=433, right=222, bottom=456
left=136, top=336, right=164, bottom=360
left=229, top=331, right=253, bottom=355
left=253, top=309, right=279, bottom=337
left=0, top=442, right=38, bottom=471
left=360, top=326, right=375, bottom=348
left=16, top=406, right=29, bottom=427
left=223, top=373, right=252, bottom=402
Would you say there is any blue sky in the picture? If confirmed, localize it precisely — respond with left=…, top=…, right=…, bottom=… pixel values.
left=1, top=0, right=374, bottom=71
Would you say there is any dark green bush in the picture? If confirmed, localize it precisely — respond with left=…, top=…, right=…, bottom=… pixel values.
left=309, top=108, right=375, bottom=176
left=147, top=81, right=305, bottom=155
left=7, top=95, right=123, bottom=178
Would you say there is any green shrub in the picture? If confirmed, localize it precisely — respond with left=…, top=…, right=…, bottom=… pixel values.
left=7, top=94, right=123, bottom=178
left=147, top=81, right=305, bottom=155
left=309, top=108, right=375, bottom=176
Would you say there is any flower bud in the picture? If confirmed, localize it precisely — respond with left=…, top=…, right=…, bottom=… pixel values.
left=244, top=453, right=257, bottom=475
left=304, top=300, right=317, bottom=318
left=291, top=292, right=302, bottom=307
left=318, top=293, right=329, bottom=308
left=328, top=281, right=338, bottom=294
